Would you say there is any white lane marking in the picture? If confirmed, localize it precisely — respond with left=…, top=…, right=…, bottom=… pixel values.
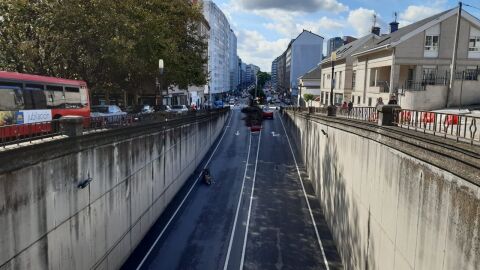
left=271, top=131, right=280, bottom=137
left=239, top=129, right=262, bottom=270
left=278, top=112, right=330, bottom=270
left=136, top=112, right=233, bottom=270
left=235, top=131, right=240, bottom=136
left=223, top=133, right=253, bottom=270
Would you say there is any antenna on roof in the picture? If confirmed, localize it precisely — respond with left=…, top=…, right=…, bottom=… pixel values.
left=394, top=12, right=398, bottom=23
left=373, top=13, right=377, bottom=27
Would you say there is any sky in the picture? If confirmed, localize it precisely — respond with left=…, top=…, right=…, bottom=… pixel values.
left=211, top=0, right=480, bottom=71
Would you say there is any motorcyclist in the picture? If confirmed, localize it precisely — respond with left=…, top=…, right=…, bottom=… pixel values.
left=203, top=168, right=213, bottom=185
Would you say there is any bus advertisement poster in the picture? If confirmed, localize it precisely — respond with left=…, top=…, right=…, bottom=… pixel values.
left=0, top=111, right=14, bottom=126
left=16, top=110, right=52, bottom=124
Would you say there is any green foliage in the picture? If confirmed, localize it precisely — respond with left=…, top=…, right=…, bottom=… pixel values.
left=303, top=93, right=315, bottom=106
left=0, top=0, right=208, bottom=96
left=303, top=94, right=315, bottom=102
left=256, top=71, right=271, bottom=90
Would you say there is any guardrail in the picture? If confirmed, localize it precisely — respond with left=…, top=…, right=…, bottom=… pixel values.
left=0, top=108, right=229, bottom=149
left=285, top=106, right=480, bottom=145
left=287, top=106, right=378, bottom=122
left=394, top=109, right=480, bottom=145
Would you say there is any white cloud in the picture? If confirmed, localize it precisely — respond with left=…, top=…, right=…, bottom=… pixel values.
left=399, top=5, right=442, bottom=25
left=347, top=8, right=377, bottom=36
left=237, top=30, right=291, bottom=71
left=238, top=0, right=348, bottom=13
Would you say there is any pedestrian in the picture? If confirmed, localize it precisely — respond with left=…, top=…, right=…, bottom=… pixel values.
left=341, top=101, right=348, bottom=113
left=388, top=94, right=397, bottom=105
left=347, top=100, right=353, bottom=115
left=375, top=97, right=384, bottom=107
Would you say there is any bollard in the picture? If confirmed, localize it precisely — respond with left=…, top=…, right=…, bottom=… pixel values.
left=60, top=116, right=84, bottom=137
left=327, top=105, right=337, bottom=116
left=377, top=105, right=401, bottom=126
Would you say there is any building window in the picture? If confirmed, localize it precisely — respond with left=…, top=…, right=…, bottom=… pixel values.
left=322, top=74, right=325, bottom=88
left=333, top=72, right=337, bottom=89
left=368, top=97, right=372, bottom=106
left=469, top=36, right=480, bottom=51
left=352, top=71, right=357, bottom=90
left=357, top=96, right=361, bottom=104
left=425, top=35, right=439, bottom=52
left=320, top=92, right=324, bottom=104
left=339, top=71, right=343, bottom=89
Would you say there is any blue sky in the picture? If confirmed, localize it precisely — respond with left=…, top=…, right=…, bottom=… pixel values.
left=210, top=0, right=480, bottom=71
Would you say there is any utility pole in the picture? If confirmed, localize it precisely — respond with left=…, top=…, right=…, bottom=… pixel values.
left=327, top=52, right=337, bottom=116
left=255, top=74, right=258, bottom=103
left=447, top=2, right=462, bottom=107
left=158, top=59, right=164, bottom=106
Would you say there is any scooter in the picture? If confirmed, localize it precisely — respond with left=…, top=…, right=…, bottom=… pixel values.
left=203, top=168, right=213, bottom=185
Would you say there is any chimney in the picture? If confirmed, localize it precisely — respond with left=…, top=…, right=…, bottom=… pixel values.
left=390, top=21, right=399, bottom=33
left=371, top=26, right=380, bottom=36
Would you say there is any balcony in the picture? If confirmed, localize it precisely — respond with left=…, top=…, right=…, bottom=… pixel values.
left=368, top=80, right=390, bottom=93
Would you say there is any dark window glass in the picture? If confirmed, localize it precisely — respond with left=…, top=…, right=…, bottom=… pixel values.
left=91, top=106, right=109, bottom=113
left=0, top=87, right=24, bottom=110
left=24, top=87, right=47, bottom=109
left=46, top=85, right=65, bottom=108
left=22, top=89, right=35, bottom=109
left=65, top=87, right=81, bottom=108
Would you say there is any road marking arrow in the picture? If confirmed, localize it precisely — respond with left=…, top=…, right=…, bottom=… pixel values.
left=235, top=131, right=240, bottom=136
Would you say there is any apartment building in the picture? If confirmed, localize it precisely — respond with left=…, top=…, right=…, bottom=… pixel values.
left=298, top=66, right=322, bottom=106
left=350, top=8, right=480, bottom=110
left=319, top=34, right=378, bottom=106
left=275, top=30, right=324, bottom=102
left=203, top=0, right=237, bottom=98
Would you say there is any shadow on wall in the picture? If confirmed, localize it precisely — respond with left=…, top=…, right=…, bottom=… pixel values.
left=283, top=111, right=376, bottom=270
left=322, top=132, right=375, bottom=270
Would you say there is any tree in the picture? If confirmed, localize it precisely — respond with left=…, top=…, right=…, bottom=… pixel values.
left=256, top=71, right=271, bottom=90
left=303, top=94, right=315, bottom=107
left=0, top=0, right=208, bottom=100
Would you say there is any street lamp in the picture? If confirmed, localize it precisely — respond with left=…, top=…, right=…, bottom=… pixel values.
left=158, top=59, right=164, bottom=106
left=327, top=52, right=337, bottom=116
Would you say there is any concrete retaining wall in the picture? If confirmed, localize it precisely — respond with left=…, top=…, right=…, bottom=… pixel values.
left=284, top=111, right=480, bottom=270
left=0, top=111, right=229, bottom=270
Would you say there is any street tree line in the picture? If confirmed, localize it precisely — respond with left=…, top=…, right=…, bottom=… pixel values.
left=0, top=0, right=208, bottom=99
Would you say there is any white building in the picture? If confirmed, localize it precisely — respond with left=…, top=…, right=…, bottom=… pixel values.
left=229, top=30, right=239, bottom=91
left=203, top=0, right=235, bottom=97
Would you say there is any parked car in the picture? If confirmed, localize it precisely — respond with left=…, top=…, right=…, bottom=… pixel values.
left=170, top=105, right=189, bottom=113
left=154, top=105, right=172, bottom=112
left=90, top=105, right=127, bottom=117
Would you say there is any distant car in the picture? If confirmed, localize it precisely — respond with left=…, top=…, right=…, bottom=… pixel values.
left=262, top=108, right=274, bottom=119
left=154, top=105, right=172, bottom=112
left=170, top=105, right=189, bottom=113
left=90, top=105, right=127, bottom=117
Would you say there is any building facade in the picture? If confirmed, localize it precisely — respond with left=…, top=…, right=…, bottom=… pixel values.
left=271, top=57, right=279, bottom=91
left=350, top=8, right=480, bottom=110
left=327, top=37, right=344, bottom=57
left=319, top=34, right=378, bottom=106
left=229, top=30, right=239, bottom=92
left=203, top=0, right=235, bottom=98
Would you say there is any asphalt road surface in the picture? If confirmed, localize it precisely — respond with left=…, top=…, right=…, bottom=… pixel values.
left=122, top=107, right=342, bottom=270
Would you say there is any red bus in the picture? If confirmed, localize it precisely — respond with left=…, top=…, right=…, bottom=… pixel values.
left=0, top=71, right=90, bottom=138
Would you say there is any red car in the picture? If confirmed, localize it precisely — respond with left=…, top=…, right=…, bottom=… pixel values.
left=262, top=109, right=274, bottom=119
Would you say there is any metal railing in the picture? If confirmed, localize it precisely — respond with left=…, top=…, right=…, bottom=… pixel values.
left=286, top=106, right=480, bottom=145
left=0, top=120, right=63, bottom=149
left=394, top=109, right=480, bottom=144
left=338, top=107, right=378, bottom=122
left=0, top=108, right=229, bottom=149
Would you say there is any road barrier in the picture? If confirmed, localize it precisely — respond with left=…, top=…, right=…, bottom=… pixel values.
left=0, top=108, right=229, bottom=149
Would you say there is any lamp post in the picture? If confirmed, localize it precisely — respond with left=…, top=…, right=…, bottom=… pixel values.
left=327, top=52, right=337, bottom=116
left=158, top=59, right=164, bottom=106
